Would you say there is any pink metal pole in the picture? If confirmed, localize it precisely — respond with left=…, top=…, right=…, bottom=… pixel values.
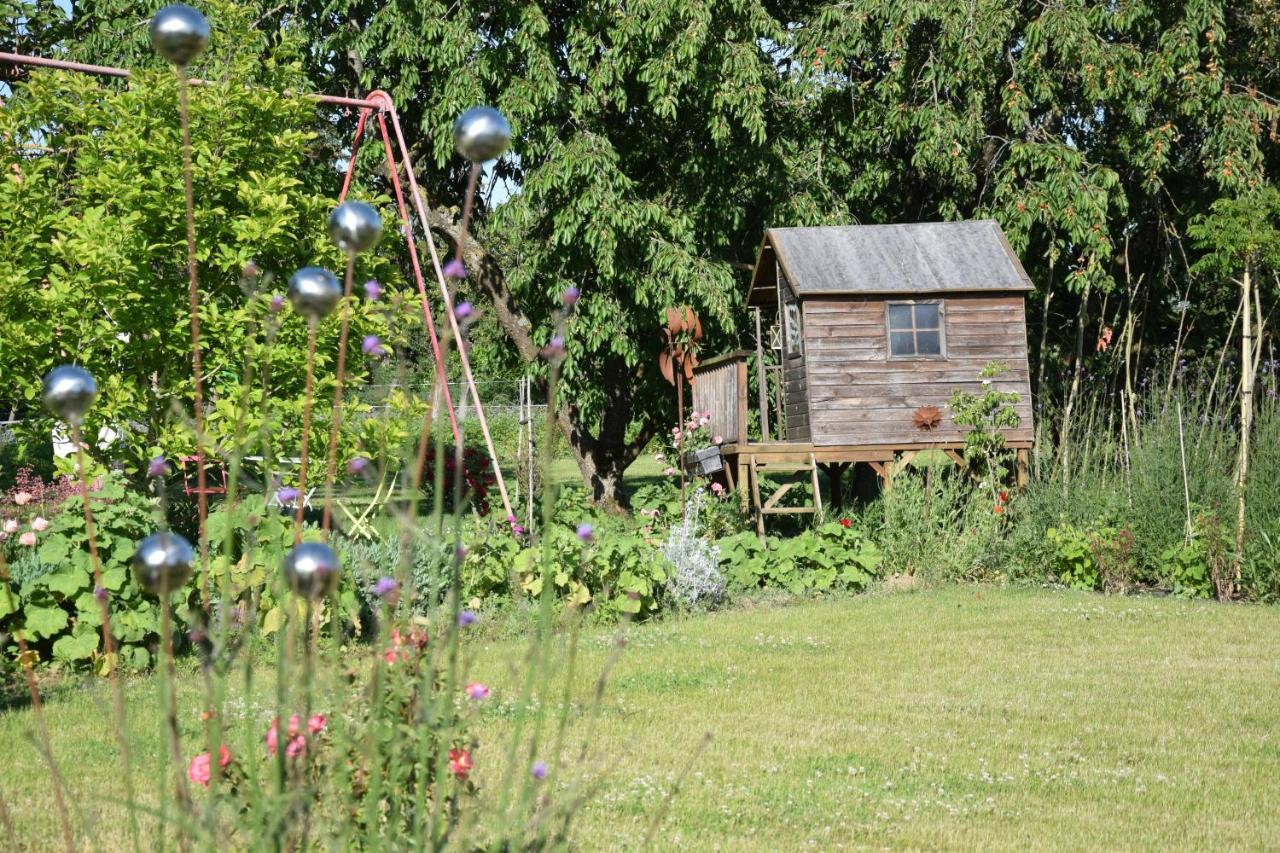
left=373, top=109, right=463, bottom=445
left=384, top=105, right=514, bottom=522
left=0, top=52, right=386, bottom=110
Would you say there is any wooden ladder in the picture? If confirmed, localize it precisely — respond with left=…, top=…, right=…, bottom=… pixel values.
left=747, top=453, right=823, bottom=538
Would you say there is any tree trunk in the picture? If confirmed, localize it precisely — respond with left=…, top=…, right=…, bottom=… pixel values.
left=1234, top=264, right=1254, bottom=595
left=424, top=205, right=654, bottom=506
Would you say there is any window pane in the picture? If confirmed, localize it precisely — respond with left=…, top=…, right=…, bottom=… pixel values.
left=887, top=303, right=913, bottom=330
left=916, top=330, right=941, bottom=355
left=889, top=331, right=916, bottom=356
left=785, top=303, right=802, bottom=353
left=913, top=302, right=940, bottom=330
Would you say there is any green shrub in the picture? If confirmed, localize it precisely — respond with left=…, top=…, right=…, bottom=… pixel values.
left=718, top=521, right=881, bottom=594
left=1, top=471, right=161, bottom=671
left=875, top=466, right=1005, bottom=581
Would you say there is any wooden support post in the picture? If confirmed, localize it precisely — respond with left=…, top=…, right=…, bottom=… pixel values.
left=755, top=306, right=769, bottom=442
left=738, top=459, right=750, bottom=511
left=809, top=453, right=823, bottom=521
left=749, top=456, right=765, bottom=539
left=1016, top=448, right=1029, bottom=488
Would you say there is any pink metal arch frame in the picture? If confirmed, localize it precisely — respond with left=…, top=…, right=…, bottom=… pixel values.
left=0, top=51, right=515, bottom=521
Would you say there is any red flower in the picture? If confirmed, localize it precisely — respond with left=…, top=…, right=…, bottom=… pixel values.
left=839, top=518, right=851, bottom=528
left=449, top=748, right=473, bottom=781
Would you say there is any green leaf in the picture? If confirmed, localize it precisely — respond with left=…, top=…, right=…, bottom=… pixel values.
left=24, top=605, right=68, bottom=639
left=52, top=630, right=99, bottom=662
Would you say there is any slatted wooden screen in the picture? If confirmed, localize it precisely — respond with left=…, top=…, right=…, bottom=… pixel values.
left=692, top=353, right=748, bottom=444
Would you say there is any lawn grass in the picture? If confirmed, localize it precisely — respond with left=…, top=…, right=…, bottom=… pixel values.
left=3, top=586, right=1279, bottom=849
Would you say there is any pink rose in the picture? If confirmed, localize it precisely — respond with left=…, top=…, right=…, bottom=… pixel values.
left=307, top=714, right=327, bottom=735
left=713, top=435, right=723, bottom=444
left=13, top=491, right=32, bottom=506
left=285, top=735, right=306, bottom=759
left=187, top=746, right=231, bottom=787
left=31, top=517, right=49, bottom=532
left=266, top=715, right=302, bottom=756
left=18, top=531, right=36, bottom=547
left=710, top=482, right=724, bottom=495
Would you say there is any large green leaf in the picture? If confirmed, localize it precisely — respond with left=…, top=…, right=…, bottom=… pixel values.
left=52, top=630, right=99, bottom=662
left=24, top=605, right=68, bottom=639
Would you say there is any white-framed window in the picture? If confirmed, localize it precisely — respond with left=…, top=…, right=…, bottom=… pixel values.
left=886, top=300, right=945, bottom=358
left=784, top=301, right=802, bottom=356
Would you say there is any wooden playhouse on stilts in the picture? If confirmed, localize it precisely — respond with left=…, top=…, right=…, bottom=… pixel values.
left=693, top=220, right=1035, bottom=535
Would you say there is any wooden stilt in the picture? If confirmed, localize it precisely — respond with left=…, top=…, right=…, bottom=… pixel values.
left=749, top=456, right=765, bottom=539
left=1016, top=448, right=1029, bottom=488
left=810, top=453, right=823, bottom=521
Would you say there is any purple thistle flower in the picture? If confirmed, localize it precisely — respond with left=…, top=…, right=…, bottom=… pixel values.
left=276, top=486, right=300, bottom=504
left=576, top=522, right=594, bottom=543
left=511, top=524, right=526, bottom=536
left=147, top=456, right=168, bottom=478
left=347, top=456, right=369, bottom=475
left=466, top=682, right=490, bottom=700
left=93, top=586, right=108, bottom=604
left=531, top=761, right=548, bottom=780
left=455, top=301, right=474, bottom=321
left=562, top=286, right=580, bottom=307
left=443, top=258, right=467, bottom=279
left=457, top=610, right=477, bottom=628
left=372, top=577, right=399, bottom=599
left=362, top=335, right=385, bottom=358
left=363, top=279, right=382, bottom=300
left=541, top=336, right=565, bottom=359
left=269, top=294, right=286, bottom=313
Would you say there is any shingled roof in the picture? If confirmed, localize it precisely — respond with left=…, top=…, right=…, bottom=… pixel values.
left=747, top=220, right=1033, bottom=307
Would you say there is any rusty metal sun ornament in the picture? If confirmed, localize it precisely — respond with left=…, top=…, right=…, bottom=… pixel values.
left=913, top=405, right=943, bottom=431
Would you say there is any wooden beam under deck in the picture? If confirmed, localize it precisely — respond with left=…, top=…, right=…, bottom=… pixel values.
left=721, top=440, right=1032, bottom=466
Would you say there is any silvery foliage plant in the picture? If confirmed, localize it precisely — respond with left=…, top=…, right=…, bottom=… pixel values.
left=663, top=489, right=726, bottom=611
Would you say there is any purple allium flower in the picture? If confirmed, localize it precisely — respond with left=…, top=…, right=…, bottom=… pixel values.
left=94, top=586, right=108, bottom=604
left=276, top=486, right=300, bottom=504
left=443, top=258, right=467, bottom=279
left=347, top=456, right=368, bottom=475
left=372, top=577, right=399, bottom=599
left=362, top=335, right=385, bottom=358
left=147, top=456, right=169, bottom=478
left=576, top=523, right=594, bottom=543
left=562, top=286, right=580, bottom=307
left=363, top=279, right=382, bottom=300
left=457, top=610, right=478, bottom=628
left=269, top=294, right=286, bottom=313
left=455, top=301, right=474, bottom=321
left=531, top=761, right=548, bottom=780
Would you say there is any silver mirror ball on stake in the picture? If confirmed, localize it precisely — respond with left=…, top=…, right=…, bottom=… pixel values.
left=287, top=267, right=343, bottom=320
left=328, top=201, right=383, bottom=254
left=42, top=365, right=98, bottom=422
left=282, top=542, right=341, bottom=600
left=453, top=106, right=512, bottom=162
left=149, top=4, right=210, bottom=66
left=131, top=532, right=195, bottom=595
